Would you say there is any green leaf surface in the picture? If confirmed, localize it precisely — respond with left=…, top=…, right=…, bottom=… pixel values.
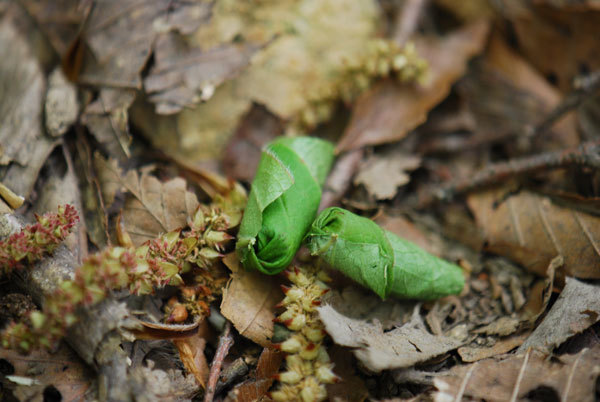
left=305, top=207, right=464, bottom=300
left=236, top=136, right=334, bottom=274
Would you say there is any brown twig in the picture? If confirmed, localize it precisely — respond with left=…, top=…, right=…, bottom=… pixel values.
left=528, top=70, right=600, bottom=139
left=393, top=0, right=429, bottom=46
left=407, top=70, right=600, bottom=207
left=204, top=321, right=234, bottom=402
left=408, top=140, right=600, bottom=208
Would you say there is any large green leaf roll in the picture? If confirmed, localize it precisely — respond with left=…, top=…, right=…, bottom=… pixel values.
left=236, top=136, right=334, bottom=274
left=305, top=207, right=464, bottom=300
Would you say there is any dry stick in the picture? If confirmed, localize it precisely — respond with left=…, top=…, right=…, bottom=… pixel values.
left=409, top=71, right=600, bottom=208
left=393, top=0, right=429, bottom=46
left=409, top=140, right=600, bottom=208
left=528, top=70, right=600, bottom=139
left=204, top=321, right=234, bottom=402
left=420, top=71, right=600, bottom=155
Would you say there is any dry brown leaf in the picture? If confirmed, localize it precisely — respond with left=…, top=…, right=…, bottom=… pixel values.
left=145, top=32, right=260, bottom=114
left=222, top=105, right=282, bottom=183
left=336, top=21, right=490, bottom=153
left=78, top=1, right=210, bottom=88
left=434, top=346, right=600, bottom=402
left=220, top=253, right=280, bottom=347
left=134, top=0, right=379, bottom=165
left=45, top=68, right=78, bottom=137
left=518, top=277, right=600, bottom=354
left=0, top=19, right=58, bottom=198
left=318, top=304, right=463, bottom=372
left=131, top=80, right=252, bottom=164
left=196, top=0, right=380, bottom=120
left=535, top=0, right=600, bottom=8
left=326, top=346, right=369, bottom=402
left=225, top=347, right=284, bottom=402
left=173, top=333, right=210, bottom=389
left=354, top=153, right=421, bottom=200
left=132, top=318, right=201, bottom=341
left=18, top=0, right=84, bottom=56
left=459, top=34, right=579, bottom=149
left=457, top=333, right=529, bottom=363
left=82, top=89, right=136, bottom=160
left=94, top=153, right=199, bottom=246
left=498, top=2, right=600, bottom=91
left=473, top=316, right=521, bottom=337
left=323, top=287, right=415, bottom=331
left=467, top=189, right=600, bottom=279
left=0, top=344, right=94, bottom=401
left=434, top=0, right=496, bottom=22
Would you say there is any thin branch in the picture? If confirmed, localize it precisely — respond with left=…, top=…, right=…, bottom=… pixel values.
left=529, top=70, right=600, bottom=139
left=204, top=321, right=234, bottom=402
left=409, top=140, right=600, bottom=208
left=393, top=0, right=430, bottom=46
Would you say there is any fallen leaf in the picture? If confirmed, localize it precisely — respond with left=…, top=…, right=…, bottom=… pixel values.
left=94, top=153, right=199, bottom=246
left=0, top=343, right=94, bottom=401
left=222, top=105, right=283, bottom=183
left=435, top=0, right=496, bottom=22
left=220, top=253, right=281, bottom=347
left=18, top=0, right=84, bottom=56
left=326, top=345, right=369, bottom=402
left=131, top=80, right=252, bottom=163
left=176, top=162, right=247, bottom=228
left=145, top=32, right=260, bottom=114
left=78, top=0, right=211, bottom=88
left=336, top=20, right=490, bottom=152
left=324, top=286, right=416, bottom=330
left=354, top=153, right=421, bottom=200
left=458, top=34, right=579, bottom=149
left=499, top=3, right=600, bottom=92
left=518, top=277, right=600, bottom=354
left=225, top=347, right=284, bottom=402
left=467, top=189, right=600, bottom=279
left=318, top=304, right=463, bottom=372
left=132, top=318, right=201, bottom=341
left=434, top=346, right=600, bottom=402
left=473, top=316, right=521, bottom=337
left=173, top=333, right=209, bottom=389
left=81, top=89, right=136, bottom=160
left=0, top=19, right=58, bottom=198
left=45, top=68, right=79, bottom=137
left=134, top=0, right=380, bottom=165
left=457, top=333, right=529, bottom=363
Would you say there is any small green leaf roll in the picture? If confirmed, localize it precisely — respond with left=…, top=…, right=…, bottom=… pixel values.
left=305, top=207, right=464, bottom=300
left=236, top=136, right=335, bottom=274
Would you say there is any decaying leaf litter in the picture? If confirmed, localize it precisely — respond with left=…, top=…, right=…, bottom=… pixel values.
left=1, top=0, right=600, bottom=401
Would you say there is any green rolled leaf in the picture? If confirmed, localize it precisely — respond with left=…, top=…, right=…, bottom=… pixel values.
left=305, top=207, right=464, bottom=300
left=236, top=136, right=334, bottom=274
